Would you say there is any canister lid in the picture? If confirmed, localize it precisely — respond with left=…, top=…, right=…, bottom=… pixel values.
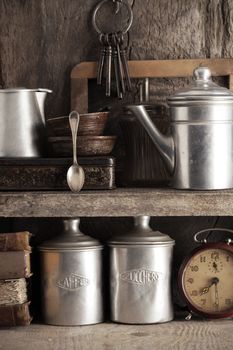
left=38, top=219, right=103, bottom=251
left=168, top=66, right=233, bottom=106
left=108, top=216, right=175, bottom=246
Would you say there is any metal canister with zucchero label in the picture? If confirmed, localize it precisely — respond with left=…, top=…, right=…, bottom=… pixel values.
left=108, top=216, right=175, bottom=324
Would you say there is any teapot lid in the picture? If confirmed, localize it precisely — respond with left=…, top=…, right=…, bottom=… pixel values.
left=108, top=216, right=175, bottom=246
left=168, top=66, right=233, bottom=105
left=39, top=218, right=102, bottom=251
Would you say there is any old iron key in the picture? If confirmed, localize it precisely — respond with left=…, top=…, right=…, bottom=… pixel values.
left=115, top=32, right=125, bottom=95
left=105, top=34, right=112, bottom=97
left=97, top=34, right=107, bottom=85
left=118, top=32, right=132, bottom=91
left=112, top=33, right=123, bottom=99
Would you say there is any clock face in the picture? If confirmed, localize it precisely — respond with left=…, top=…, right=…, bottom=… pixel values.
left=180, top=244, right=233, bottom=318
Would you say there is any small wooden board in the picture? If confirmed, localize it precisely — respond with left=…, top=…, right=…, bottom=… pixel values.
left=71, top=58, right=233, bottom=113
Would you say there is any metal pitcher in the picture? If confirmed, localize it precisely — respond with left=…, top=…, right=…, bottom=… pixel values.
left=0, top=88, right=52, bottom=157
left=128, top=66, right=233, bottom=190
left=109, top=216, right=175, bottom=324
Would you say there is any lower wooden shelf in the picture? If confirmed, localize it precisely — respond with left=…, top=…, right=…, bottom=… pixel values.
left=1, top=320, right=233, bottom=350
left=1, top=188, right=233, bottom=217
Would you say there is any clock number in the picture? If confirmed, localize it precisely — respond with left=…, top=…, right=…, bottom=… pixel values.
left=200, top=256, right=206, bottom=263
left=190, top=265, right=199, bottom=272
left=225, top=299, right=232, bottom=306
left=226, top=256, right=230, bottom=262
left=187, top=278, right=194, bottom=284
left=201, top=299, right=206, bottom=305
left=211, top=252, right=219, bottom=261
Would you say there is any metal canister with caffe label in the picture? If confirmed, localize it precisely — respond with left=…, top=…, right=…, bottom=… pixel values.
left=39, top=218, right=104, bottom=326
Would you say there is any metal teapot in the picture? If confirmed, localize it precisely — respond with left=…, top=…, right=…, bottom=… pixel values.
left=0, top=88, right=52, bottom=157
left=128, top=66, right=233, bottom=190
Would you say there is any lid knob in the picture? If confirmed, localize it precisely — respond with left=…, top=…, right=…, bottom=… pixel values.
left=193, top=66, right=212, bottom=81
left=134, top=216, right=151, bottom=230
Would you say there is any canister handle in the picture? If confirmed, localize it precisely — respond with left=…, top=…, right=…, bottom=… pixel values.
left=194, top=228, right=233, bottom=244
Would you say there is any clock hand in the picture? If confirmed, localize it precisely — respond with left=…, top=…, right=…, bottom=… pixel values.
left=200, top=277, right=219, bottom=295
left=213, top=262, right=219, bottom=272
left=213, top=277, right=220, bottom=310
left=201, top=286, right=211, bottom=295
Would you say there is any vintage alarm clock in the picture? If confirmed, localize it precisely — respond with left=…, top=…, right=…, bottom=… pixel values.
left=179, top=228, right=233, bottom=319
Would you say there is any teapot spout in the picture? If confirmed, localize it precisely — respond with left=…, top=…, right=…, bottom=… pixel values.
left=127, top=105, right=175, bottom=174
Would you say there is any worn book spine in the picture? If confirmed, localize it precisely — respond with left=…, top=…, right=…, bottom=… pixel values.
left=0, top=251, right=31, bottom=279
left=0, top=279, right=28, bottom=305
left=0, top=302, right=32, bottom=326
left=0, top=231, right=31, bottom=251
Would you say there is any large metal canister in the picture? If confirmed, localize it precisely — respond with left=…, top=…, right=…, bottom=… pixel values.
left=39, top=218, right=104, bottom=325
left=109, top=216, right=175, bottom=324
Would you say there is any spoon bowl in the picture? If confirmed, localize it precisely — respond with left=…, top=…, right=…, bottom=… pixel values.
left=67, top=164, right=85, bottom=192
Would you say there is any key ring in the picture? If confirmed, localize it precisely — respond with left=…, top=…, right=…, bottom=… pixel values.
left=92, top=0, right=133, bottom=35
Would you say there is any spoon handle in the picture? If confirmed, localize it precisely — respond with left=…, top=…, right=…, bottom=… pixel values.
left=69, top=111, right=80, bottom=165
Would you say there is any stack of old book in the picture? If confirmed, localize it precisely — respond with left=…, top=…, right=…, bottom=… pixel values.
left=0, top=231, right=32, bottom=326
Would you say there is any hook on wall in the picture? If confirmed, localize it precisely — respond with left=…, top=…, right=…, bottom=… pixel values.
left=113, top=0, right=123, bottom=14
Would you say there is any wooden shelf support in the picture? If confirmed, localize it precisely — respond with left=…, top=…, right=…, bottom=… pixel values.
left=71, top=58, right=233, bottom=113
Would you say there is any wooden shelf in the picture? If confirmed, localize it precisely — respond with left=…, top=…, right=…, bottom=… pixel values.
left=0, top=188, right=233, bottom=217
left=1, top=320, right=233, bottom=350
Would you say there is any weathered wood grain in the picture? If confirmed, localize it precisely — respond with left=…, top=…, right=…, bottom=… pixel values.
left=1, top=321, right=233, bottom=350
left=0, top=189, right=233, bottom=217
left=1, top=0, right=233, bottom=116
left=0, top=0, right=101, bottom=116
left=71, top=59, right=233, bottom=79
left=71, top=58, right=233, bottom=112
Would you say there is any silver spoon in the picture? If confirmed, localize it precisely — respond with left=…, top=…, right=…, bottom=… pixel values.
left=67, top=111, right=85, bottom=192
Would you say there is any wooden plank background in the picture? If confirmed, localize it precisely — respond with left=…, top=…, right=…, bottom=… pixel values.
left=1, top=0, right=233, bottom=320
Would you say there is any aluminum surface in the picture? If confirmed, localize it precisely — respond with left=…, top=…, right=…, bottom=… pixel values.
left=40, top=249, right=104, bottom=326
left=128, top=66, right=233, bottom=189
left=39, top=219, right=104, bottom=326
left=39, top=218, right=101, bottom=250
left=168, top=66, right=233, bottom=103
left=109, top=216, right=174, bottom=324
left=110, top=245, right=174, bottom=324
left=172, top=121, right=233, bottom=189
left=109, top=216, right=174, bottom=244
left=0, top=88, right=51, bottom=157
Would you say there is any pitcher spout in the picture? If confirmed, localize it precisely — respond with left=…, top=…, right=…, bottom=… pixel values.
left=127, top=105, right=175, bottom=174
left=36, top=88, right=52, bottom=124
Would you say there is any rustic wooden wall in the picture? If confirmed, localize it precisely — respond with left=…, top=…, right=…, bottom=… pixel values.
left=2, top=0, right=233, bottom=115
left=1, top=0, right=233, bottom=315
